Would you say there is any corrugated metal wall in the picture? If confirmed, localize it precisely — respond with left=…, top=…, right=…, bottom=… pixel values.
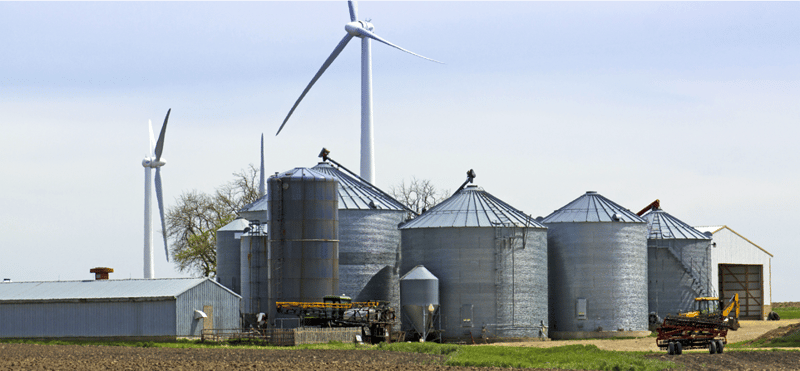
left=547, top=222, right=649, bottom=337
left=176, top=280, right=242, bottom=335
left=0, top=300, right=176, bottom=338
left=216, top=220, right=246, bottom=295
left=339, top=209, right=403, bottom=309
left=400, top=227, right=548, bottom=340
left=648, top=239, right=711, bottom=319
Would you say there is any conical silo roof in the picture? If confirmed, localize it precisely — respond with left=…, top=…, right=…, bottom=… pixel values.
left=400, top=265, right=438, bottom=281
left=640, top=208, right=710, bottom=240
left=400, top=185, right=545, bottom=229
left=311, top=162, right=405, bottom=210
left=238, top=195, right=268, bottom=219
left=543, top=191, right=643, bottom=223
left=218, top=218, right=250, bottom=231
left=275, top=167, right=334, bottom=181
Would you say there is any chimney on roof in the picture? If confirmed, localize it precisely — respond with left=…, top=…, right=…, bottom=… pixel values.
left=90, top=267, right=114, bottom=280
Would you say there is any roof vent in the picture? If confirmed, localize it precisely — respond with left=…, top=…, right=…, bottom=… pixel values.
left=89, top=267, right=114, bottom=280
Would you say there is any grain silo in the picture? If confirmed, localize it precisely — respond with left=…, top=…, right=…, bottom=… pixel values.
left=240, top=227, right=269, bottom=317
left=267, top=167, right=339, bottom=323
left=216, top=218, right=249, bottom=294
left=400, top=182, right=548, bottom=341
left=640, top=205, right=712, bottom=320
left=543, top=191, right=648, bottom=339
left=311, top=161, right=407, bottom=312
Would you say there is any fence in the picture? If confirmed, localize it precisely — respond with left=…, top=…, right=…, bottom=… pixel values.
left=201, top=327, right=361, bottom=346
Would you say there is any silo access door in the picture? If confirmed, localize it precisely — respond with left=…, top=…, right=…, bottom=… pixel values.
left=718, top=264, right=763, bottom=320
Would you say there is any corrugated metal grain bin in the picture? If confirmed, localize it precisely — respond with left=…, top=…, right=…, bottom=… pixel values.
left=641, top=207, right=711, bottom=320
left=241, top=232, right=269, bottom=315
left=216, top=218, right=249, bottom=295
left=0, top=278, right=240, bottom=340
left=400, top=184, right=548, bottom=341
left=543, top=191, right=648, bottom=339
left=312, top=162, right=406, bottom=312
left=267, top=167, right=339, bottom=323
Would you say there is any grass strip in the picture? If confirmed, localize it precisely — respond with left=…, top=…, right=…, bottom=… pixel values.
left=773, top=307, right=800, bottom=320
left=379, top=343, right=676, bottom=371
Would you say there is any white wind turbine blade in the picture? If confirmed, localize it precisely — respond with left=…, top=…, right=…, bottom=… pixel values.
left=155, top=167, right=169, bottom=262
left=154, top=109, right=171, bottom=161
left=259, top=134, right=265, bottom=197
left=354, top=27, right=443, bottom=64
left=348, top=0, right=358, bottom=22
left=276, top=33, right=355, bottom=136
left=148, top=119, right=156, bottom=156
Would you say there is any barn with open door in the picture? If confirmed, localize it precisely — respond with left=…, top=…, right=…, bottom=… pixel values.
left=695, top=226, right=773, bottom=320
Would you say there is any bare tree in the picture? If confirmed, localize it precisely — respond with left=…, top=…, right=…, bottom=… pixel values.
left=166, top=165, right=261, bottom=277
left=389, top=177, right=449, bottom=217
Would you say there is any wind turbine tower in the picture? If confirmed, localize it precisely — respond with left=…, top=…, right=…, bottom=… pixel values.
left=276, top=0, right=440, bottom=184
left=142, top=109, right=171, bottom=279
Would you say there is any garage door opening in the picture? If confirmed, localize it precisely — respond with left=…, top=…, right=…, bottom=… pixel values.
left=718, top=264, right=763, bottom=320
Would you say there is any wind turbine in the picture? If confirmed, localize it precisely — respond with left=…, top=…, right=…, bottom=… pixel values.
left=276, top=0, right=441, bottom=184
left=142, top=109, right=171, bottom=279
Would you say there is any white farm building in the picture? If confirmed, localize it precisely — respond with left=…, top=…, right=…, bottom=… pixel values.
left=0, top=277, right=241, bottom=340
left=695, top=225, right=773, bottom=320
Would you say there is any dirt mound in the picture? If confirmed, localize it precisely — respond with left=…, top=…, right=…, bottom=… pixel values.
left=744, top=322, right=800, bottom=345
left=772, top=302, right=800, bottom=309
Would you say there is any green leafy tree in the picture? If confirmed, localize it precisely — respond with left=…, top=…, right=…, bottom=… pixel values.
left=166, top=165, right=260, bottom=277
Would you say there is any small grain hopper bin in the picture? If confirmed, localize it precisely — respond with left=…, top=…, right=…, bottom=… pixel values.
left=400, top=175, right=548, bottom=341
left=400, top=265, right=439, bottom=341
left=543, top=191, right=649, bottom=339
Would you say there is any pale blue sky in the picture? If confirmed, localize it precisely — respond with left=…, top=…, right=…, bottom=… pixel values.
left=1, top=2, right=798, bottom=301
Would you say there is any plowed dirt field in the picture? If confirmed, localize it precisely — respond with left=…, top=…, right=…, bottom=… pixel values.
left=1, top=320, right=798, bottom=370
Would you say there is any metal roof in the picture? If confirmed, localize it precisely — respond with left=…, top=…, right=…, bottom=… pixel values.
left=543, top=191, right=644, bottom=223
left=0, top=278, right=236, bottom=302
left=641, top=208, right=710, bottom=240
left=275, top=167, right=334, bottom=181
left=312, top=162, right=406, bottom=210
left=218, top=218, right=250, bottom=231
left=694, top=225, right=773, bottom=257
left=400, top=185, right=545, bottom=229
left=400, top=265, right=438, bottom=281
left=239, top=195, right=268, bottom=215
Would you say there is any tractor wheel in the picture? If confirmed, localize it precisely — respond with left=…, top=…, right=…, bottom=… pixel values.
left=676, top=342, right=683, bottom=355
left=668, top=342, right=675, bottom=355
left=716, top=340, right=724, bottom=354
left=709, top=341, right=717, bottom=354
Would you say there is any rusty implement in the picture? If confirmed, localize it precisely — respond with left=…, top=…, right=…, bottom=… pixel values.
left=656, top=316, right=728, bottom=355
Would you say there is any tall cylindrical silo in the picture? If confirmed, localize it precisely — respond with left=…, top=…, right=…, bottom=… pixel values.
left=240, top=231, right=269, bottom=315
left=400, top=184, right=548, bottom=341
left=641, top=207, right=712, bottom=320
left=267, top=167, right=339, bottom=323
left=311, top=162, right=406, bottom=313
left=543, top=191, right=649, bottom=339
left=400, top=265, right=439, bottom=339
left=216, top=218, right=249, bottom=295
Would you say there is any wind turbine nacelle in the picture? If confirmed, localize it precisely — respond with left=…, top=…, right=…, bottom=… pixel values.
left=142, top=158, right=167, bottom=168
left=345, top=21, right=374, bottom=36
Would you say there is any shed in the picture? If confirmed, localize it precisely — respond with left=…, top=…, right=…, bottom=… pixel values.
left=0, top=278, right=241, bottom=340
left=694, top=225, right=773, bottom=320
